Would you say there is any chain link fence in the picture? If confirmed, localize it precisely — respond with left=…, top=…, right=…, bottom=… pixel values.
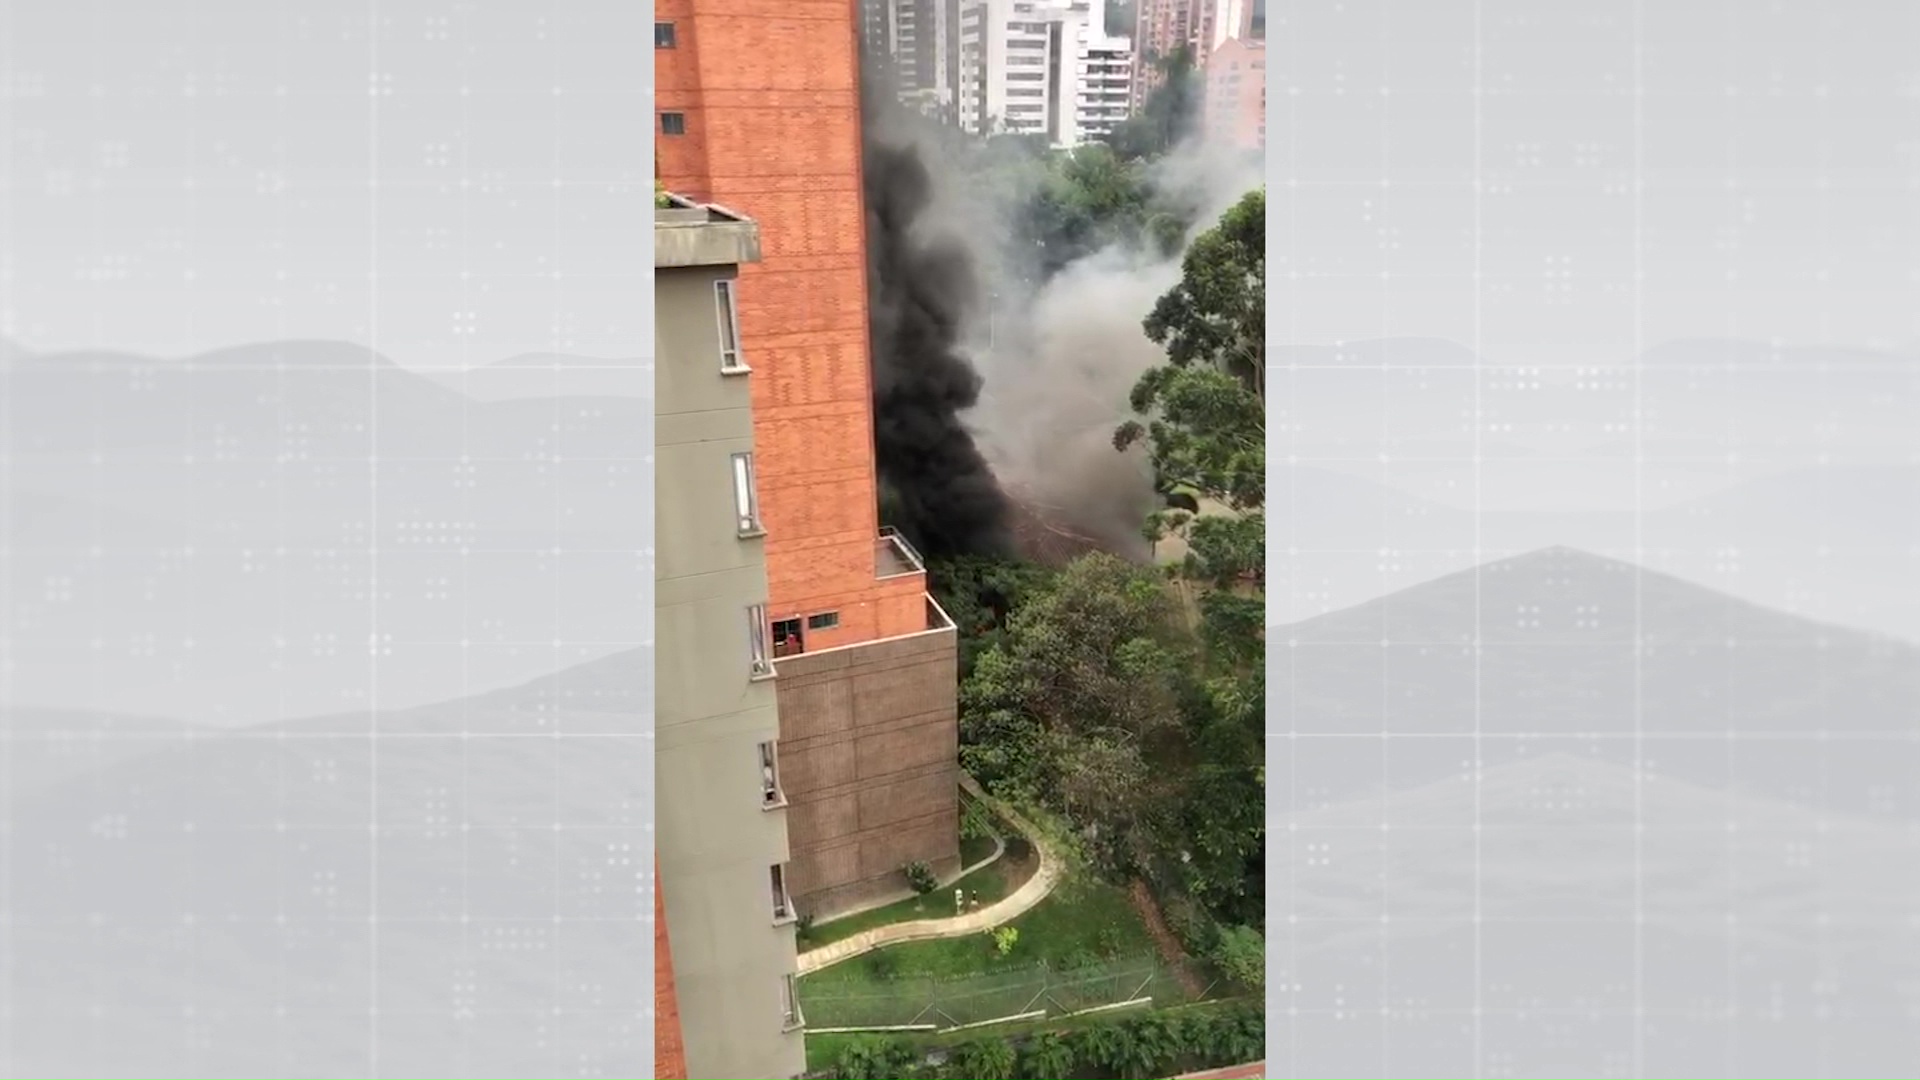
left=798, top=952, right=1224, bottom=1032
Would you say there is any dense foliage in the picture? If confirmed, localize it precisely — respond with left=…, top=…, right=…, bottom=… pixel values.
left=923, top=188, right=1268, bottom=982
left=828, top=1000, right=1264, bottom=1080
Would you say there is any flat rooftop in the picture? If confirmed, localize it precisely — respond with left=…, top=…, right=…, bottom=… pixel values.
left=654, top=192, right=761, bottom=269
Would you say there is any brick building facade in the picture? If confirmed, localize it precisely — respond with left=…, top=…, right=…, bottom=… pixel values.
left=656, top=0, right=960, bottom=922
left=652, top=868, right=688, bottom=1080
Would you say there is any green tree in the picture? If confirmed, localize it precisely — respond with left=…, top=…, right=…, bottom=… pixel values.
left=1141, top=186, right=1266, bottom=397
left=1115, top=188, right=1268, bottom=933
left=959, top=554, right=1194, bottom=868
left=928, top=554, right=1057, bottom=680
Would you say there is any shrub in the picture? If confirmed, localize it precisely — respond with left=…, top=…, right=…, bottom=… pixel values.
left=903, top=860, right=939, bottom=895
left=991, top=925, right=1019, bottom=956
left=834, top=1035, right=917, bottom=1080
left=795, top=911, right=815, bottom=942
left=946, top=1036, right=1017, bottom=1080
left=1208, top=924, right=1264, bottom=991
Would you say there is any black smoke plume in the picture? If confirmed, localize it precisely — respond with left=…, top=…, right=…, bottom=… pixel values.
left=863, top=114, right=1014, bottom=560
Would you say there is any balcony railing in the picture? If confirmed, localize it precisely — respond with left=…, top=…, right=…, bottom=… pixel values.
left=875, top=526, right=925, bottom=579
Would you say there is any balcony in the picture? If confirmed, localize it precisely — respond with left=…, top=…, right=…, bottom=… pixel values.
left=875, top=526, right=925, bottom=580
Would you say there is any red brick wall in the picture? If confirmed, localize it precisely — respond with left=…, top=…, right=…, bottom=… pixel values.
left=657, top=0, right=931, bottom=641
left=653, top=870, right=688, bottom=1080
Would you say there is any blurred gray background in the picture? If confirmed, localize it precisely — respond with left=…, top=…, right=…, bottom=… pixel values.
left=1268, top=1, right=1920, bottom=1077
left=2, top=2, right=654, bottom=1077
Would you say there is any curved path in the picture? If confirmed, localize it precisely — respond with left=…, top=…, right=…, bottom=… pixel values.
left=797, top=776, right=1064, bottom=975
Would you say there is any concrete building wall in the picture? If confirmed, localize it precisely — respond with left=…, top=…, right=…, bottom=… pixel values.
left=655, top=235, right=806, bottom=1080
left=775, top=614, right=963, bottom=916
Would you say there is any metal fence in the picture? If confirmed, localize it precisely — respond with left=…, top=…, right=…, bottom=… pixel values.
left=798, top=952, right=1223, bottom=1032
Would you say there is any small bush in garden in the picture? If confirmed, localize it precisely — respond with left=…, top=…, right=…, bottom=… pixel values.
left=903, top=860, right=939, bottom=895
left=991, top=925, right=1019, bottom=955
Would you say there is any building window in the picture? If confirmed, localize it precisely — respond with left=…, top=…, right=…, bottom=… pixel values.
left=759, top=741, right=785, bottom=808
left=655, top=21, right=676, bottom=47
left=731, top=452, right=763, bottom=536
left=780, top=973, right=805, bottom=1031
left=714, top=279, right=747, bottom=372
left=806, top=611, right=839, bottom=632
left=772, top=617, right=804, bottom=658
left=747, top=603, right=773, bottom=677
left=770, top=864, right=795, bottom=923
left=660, top=111, right=686, bottom=136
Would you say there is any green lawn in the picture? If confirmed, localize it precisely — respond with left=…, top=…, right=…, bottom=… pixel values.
left=801, top=836, right=1034, bottom=951
left=959, top=831, right=998, bottom=868
left=802, top=869, right=1152, bottom=987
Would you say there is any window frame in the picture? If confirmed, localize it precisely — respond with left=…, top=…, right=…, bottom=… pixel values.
left=758, top=739, right=787, bottom=809
left=747, top=603, right=774, bottom=679
left=780, top=973, right=805, bottom=1031
left=714, top=278, right=748, bottom=374
left=806, top=611, right=839, bottom=632
left=730, top=451, right=764, bottom=537
left=770, top=864, right=796, bottom=925
left=659, top=111, right=686, bottom=136
left=654, top=21, right=676, bottom=48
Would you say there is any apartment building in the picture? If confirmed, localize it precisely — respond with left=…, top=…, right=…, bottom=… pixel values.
left=1073, top=24, right=1135, bottom=142
left=958, top=0, right=1132, bottom=145
left=1130, top=0, right=1197, bottom=107
left=655, top=0, right=963, bottom=928
left=1203, top=33, right=1265, bottom=151
left=863, top=0, right=966, bottom=121
left=654, top=197, right=805, bottom=1080
left=959, top=0, right=1058, bottom=136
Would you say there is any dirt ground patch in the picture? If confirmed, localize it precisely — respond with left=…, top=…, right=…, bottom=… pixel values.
left=1127, top=879, right=1206, bottom=997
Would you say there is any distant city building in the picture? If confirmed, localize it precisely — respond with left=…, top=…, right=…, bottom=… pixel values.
left=1133, top=0, right=1262, bottom=110
left=1205, top=0, right=1263, bottom=51
left=864, top=0, right=965, bottom=121
left=1073, top=22, right=1136, bottom=141
left=957, top=0, right=1132, bottom=145
left=1202, top=33, right=1265, bottom=151
left=1130, top=0, right=1198, bottom=108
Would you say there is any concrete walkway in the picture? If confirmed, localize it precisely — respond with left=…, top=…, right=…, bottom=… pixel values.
left=797, top=776, right=1064, bottom=975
